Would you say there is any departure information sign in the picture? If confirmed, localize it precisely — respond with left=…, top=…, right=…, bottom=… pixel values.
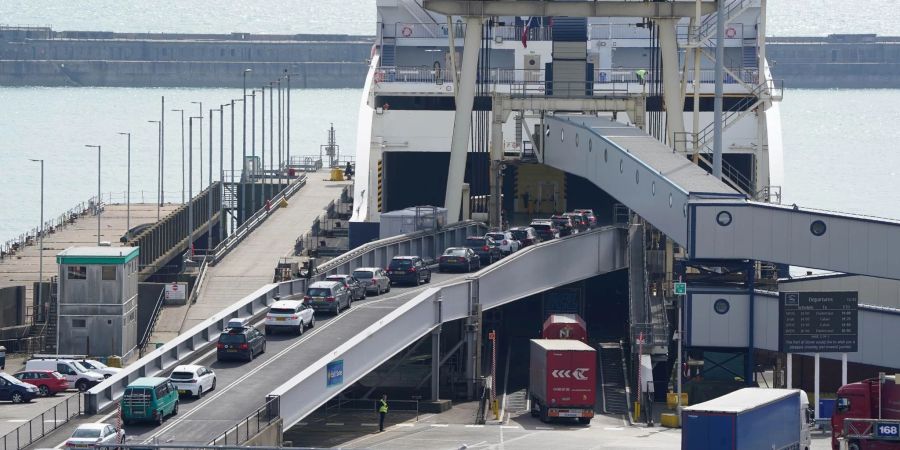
left=779, top=291, right=858, bottom=353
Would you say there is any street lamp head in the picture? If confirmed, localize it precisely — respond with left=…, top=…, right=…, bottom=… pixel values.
left=148, top=120, right=159, bottom=124
left=171, top=108, right=183, bottom=112
left=118, top=132, right=130, bottom=136
left=244, top=68, right=252, bottom=73
left=28, top=158, right=42, bottom=162
left=85, top=144, right=100, bottom=149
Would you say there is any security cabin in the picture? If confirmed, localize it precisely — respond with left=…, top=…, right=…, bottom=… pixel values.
left=56, top=246, right=139, bottom=358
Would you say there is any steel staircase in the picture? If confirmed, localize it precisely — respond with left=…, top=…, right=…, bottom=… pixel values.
left=598, top=342, right=630, bottom=415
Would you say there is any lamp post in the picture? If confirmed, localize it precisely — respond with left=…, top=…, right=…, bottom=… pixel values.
left=171, top=109, right=186, bottom=203
left=219, top=104, right=226, bottom=244
left=260, top=86, right=266, bottom=201
left=187, top=117, right=201, bottom=261
left=230, top=98, right=242, bottom=233
left=191, top=102, right=204, bottom=188
left=148, top=120, right=162, bottom=220
left=208, top=108, right=214, bottom=249
left=250, top=90, right=257, bottom=215
left=84, top=145, right=101, bottom=245
left=241, top=68, right=252, bottom=224
left=117, top=132, right=132, bottom=232
left=269, top=82, right=275, bottom=188
left=28, top=158, right=45, bottom=349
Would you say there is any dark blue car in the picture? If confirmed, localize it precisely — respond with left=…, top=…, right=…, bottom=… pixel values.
left=0, top=372, right=39, bottom=403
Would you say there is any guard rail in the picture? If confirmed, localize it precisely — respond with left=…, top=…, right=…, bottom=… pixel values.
left=270, top=226, right=627, bottom=429
left=82, top=219, right=485, bottom=414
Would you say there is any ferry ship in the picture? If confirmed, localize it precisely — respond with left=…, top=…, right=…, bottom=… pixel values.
left=350, top=0, right=783, bottom=233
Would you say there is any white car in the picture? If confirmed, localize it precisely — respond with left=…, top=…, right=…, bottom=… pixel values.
left=78, top=359, right=121, bottom=379
left=65, top=423, right=124, bottom=450
left=169, top=365, right=216, bottom=398
left=264, top=300, right=315, bottom=335
left=485, top=231, right=521, bottom=256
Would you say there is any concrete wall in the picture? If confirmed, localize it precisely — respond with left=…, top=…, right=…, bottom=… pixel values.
left=0, top=286, right=25, bottom=328
left=0, top=60, right=367, bottom=88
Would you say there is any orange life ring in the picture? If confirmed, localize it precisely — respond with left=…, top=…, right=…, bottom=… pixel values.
left=725, top=27, right=736, bottom=38
left=402, top=26, right=413, bottom=37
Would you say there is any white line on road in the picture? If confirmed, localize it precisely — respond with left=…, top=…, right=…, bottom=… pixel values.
left=465, top=424, right=484, bottom=428
left=500, top=425, right=519, bottom=429
left=604, top=427, right=624, bottom=431
left=429, top=424, right=449, bottom=427
left=396, top=423, right=415, bottom=427
left=325, top=422, right=344, bottom=426
left=536, top=426, right=554, bottom=430
left=361, top=423, right=378, bottom=427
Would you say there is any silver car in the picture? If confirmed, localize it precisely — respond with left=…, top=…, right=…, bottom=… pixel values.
left=304, top=280, right=352, bottom=314
left=352, top=268, right=391, bottom=295
left=65, top=423, right=124, bottom=450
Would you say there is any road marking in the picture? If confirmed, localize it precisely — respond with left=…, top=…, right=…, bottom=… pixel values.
left=140, top=274, right=468, bottom=444
left=396, top=423, right=415, bottom=427
left=465, top=424, right=484, bottom=428
left=7, top=419, right=28, bottom=423
left=536, top=426, right=554, bottom=430
left=361, top=423, right=378, bottom=427
left=604, top=427, right=624, bottom=431
left=430, top=424, right=449, bottom=427
left=325, top=422, right=344, bottom=426
left=500, top=425, right=519, bottom=429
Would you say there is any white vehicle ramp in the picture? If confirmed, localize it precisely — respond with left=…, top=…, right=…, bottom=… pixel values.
left=544, top=115, right=900, bottom=280
left=271, top=226, right=627, bottom=430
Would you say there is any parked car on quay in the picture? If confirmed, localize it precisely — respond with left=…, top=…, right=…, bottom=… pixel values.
left=65, top=423, right=124, bottom=450
left=529, top=220, right=559, bottom=241
left=78, top=359, right=121, bottom=379
left=386, top=256, right=432, bottom=286
left=485, top=231, right=521, bottom=256
left=13, top=370, right=69, bottom=396
left=573, top=209, right=597, bottom=228
left=551, top=215, right=576, bottom=236
left=352, top=267, right=391, bottom=295
left=0, top=372, right=39, bottom=403
left=304, top=280, right=352, bottom=314
left=25, top=357, right=105, bottom=392
left=169, top=364, right=216, bottom=398
left=265, top=299, right=315, bottom=335
left=439, top=247, right=481, bottom=272
left=326, top=274, right=367, bottom=301
left=465, top=236, right=503, bottom=265
left=509, top=226, right=540, bottom=247
left=216, top=318, right=266, bottom=362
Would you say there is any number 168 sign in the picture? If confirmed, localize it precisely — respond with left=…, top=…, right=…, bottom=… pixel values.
left=876, top=423, right=900, bottom=438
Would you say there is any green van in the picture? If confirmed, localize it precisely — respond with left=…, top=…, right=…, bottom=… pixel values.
left=121, top=377, right=179, bottom=425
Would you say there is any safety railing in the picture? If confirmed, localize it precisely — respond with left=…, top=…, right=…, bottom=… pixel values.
left=82, top=220, right=488, bottom=415
left=0, top=394, right=82, bottom=450
left=206, top=173, right=307, bottom=265
left=391, top=22, right=552, bottom=41
left=269, top=227, right=628, bottom=430
left=209, top=396, right=280, bottom=446
left=1, top=195, right=101, bottom=261
left=137, top=287, right=167, bottom=357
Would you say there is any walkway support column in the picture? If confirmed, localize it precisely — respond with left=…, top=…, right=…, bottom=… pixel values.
left=656, top=18, right=686, bottom=152
left=431, top=327, right=441, bottom=401
left=445, top=16, right=484, bottom=222
left=489, top=111, right=507, bottom=228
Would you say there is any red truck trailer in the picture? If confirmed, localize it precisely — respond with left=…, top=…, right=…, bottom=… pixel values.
left=541, top=314, right=588, bottom=342
left=832, top=374, right=900, bottom=450
left=529, top=339, right=596, bottom=424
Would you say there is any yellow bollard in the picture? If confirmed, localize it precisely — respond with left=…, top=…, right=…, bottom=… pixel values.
left=634, top=401, right=641, bottom=420
left=279, top=197, right=289, bottom=208
left=492, top=399, right=500, bottom=420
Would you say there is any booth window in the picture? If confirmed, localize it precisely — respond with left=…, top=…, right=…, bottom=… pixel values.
left=101, top=266, right=117, bottom=281
left=67, top=266, right=87, bottom=280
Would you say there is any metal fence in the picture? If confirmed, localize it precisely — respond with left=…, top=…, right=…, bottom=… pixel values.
left=209, top=396, right=280, bottom=446
left=0, top=394, right=82, bottom=450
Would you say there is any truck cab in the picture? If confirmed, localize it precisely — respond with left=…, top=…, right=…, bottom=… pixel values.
left=832, top=375, right=900, bottom=450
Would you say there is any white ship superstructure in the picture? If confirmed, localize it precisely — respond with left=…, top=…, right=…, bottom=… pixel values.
left=351, top=0, right=783, bottom=231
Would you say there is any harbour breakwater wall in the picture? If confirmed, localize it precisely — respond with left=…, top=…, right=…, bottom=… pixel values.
left=768, top=34, right=900, bottom=88
left=0, top=26, right=373, bottom=88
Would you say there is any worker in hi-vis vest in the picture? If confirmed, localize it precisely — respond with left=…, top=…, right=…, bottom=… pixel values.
left=378, top=394, right=389, bottom=432
left=635, top=69, right=648, bottom=86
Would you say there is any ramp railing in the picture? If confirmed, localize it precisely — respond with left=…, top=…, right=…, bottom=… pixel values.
left=268, top=227, right=628, bottom=430
left=82, top=220, right=486, bottom=414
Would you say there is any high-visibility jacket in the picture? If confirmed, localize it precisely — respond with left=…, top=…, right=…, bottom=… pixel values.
left=379, top=399, right=389, bottom=413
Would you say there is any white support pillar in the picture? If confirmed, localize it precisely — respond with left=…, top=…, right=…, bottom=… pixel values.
left=489, top=119, right=503, bottom=228
left=842, top=353, right=848, bottom=386
left=814, top=353, right=821, bottom=420
left=445, top=16, right=484, bottom=222
left=656, top=18, right=686, bottom=152
left=786, top=353, right=792, bottom=389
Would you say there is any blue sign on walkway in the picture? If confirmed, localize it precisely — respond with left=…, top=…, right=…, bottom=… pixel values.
left=326, top=359, right=344, bottom=387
